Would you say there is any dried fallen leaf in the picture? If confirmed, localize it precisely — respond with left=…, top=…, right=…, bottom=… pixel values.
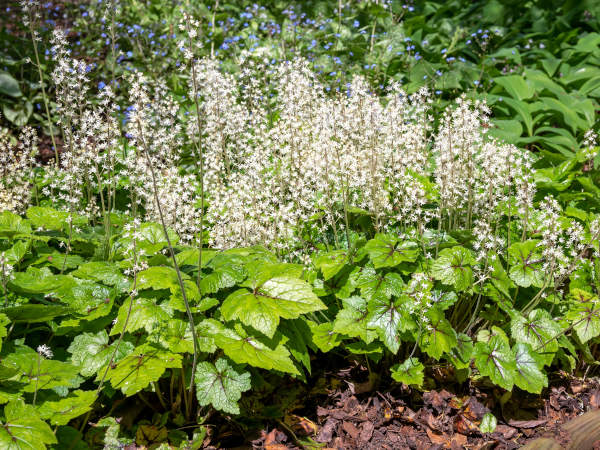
left=285, top=414, right=318, bottom=435
left=508, top=418, right=549, bottom=429
left=426, top=428, right=449, bottom=445
left=342, top=421, right=360, bottom=440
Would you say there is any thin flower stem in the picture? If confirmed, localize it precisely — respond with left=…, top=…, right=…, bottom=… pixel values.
left=136, top=119, right=200, bottom=415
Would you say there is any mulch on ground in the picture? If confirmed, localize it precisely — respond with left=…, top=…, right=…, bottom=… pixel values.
left=245, top=364, right=600, bottom=450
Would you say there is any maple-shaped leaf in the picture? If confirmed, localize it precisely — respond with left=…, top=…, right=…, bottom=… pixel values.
left=364, top=234, right=419, bottom=269
left=195, top=358, right=251, bottom=414
left=0, top=400, right=57, bottom=449
left=221, top=264, right=325, bottom=338
left=391, top=357, right=424, bottom=387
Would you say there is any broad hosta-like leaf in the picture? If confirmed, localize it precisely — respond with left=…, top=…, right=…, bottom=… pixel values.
left=355, top=267, right=404, bottom=300
left=566, top=302, right=600, bottom=343
left=493, top=75, right=535, bottom=100
left=221, top=266, right=325, bottom=338
left=37, top=390, right=97, bottom=426
left=333, top=295, right=376, bottom=343
left=474, top=332, right=516, bottom=391
left=104, top=344, right=182, bottom=396
left=0, top=400, right=57, bottom=449
left=511, top=309, right=561, bottom=360
left=68, top=330, right=134, bottom=377
left=0, top=72, right=21, bottom=97
left=8, top=266, right=75, bottom=295
left=199, top=319, right=299, bottom=375
left=390, top=358, right=424, bottom=387
left=513, top=343, right=548, bottom=394
left=2, top=305, right=71, bottom=323
left=418, top=308, right=458, bottom=360
left=364, top=234, right=419, bottom=269
left=314, top=250, right=348, bottom=280
left=431, top=246, right=476, bottom=291
left=195, top=358, right=251, bottom=415
left=508, top=240, right=544, bottom=288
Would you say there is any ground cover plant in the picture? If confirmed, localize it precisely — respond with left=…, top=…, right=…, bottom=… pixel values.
left=0, top=0, right=600, bottom=448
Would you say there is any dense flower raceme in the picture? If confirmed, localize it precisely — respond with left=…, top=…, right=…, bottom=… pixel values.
left=0, top=123, right=38, bottom=214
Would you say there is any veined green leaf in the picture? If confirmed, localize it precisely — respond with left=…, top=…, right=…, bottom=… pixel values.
left=221, top=267, right=325, bottom=338
left=513, top=343, right=548, bottom=394
left=364, top=234, right=419, bottom=269
left=37, top=390, right=97, bottom=426
left=508, top=240, right=544, bottom=288
left=104, top=344, right=182, bottom=396
left=474, top=333, right=516, bottom=391
left=0, top=400, right=57, bottom=449
left=390, top=357, right=424, bottom=387
left=68, top=330, right=133, bottom=377
left=199, top=319, right=299, bottom=375
left=195, top=358, right=251, bottom=415
left=431, top=246, right=475, bottom=291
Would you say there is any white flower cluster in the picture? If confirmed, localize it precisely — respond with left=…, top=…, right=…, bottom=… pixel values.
left=0, top=125, right=37, bottom=213
left=582, top=129, right=598, bottom=161
left=197, top=59, right=534, bottom=255
left=0, top=252, right=15, bottom=283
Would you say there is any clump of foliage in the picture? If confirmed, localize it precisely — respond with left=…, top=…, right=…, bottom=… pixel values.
left=0, top=0, right=599, bottom=448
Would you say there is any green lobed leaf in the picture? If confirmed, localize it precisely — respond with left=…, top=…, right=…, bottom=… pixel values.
left=390, top=357, right=424, bottom=387
left=221, top=268, right=326, bottom=338
left=104, top=344, right=182, bottom=396
left=71, top=262, right=130, bottom=292
left=110, top=297, right=171, bottom=336
left=37, top=390, right=97, bottom=426
left=510, top=309, right=561, bottom=361
left=308, top=321, right=343, bottom=353
left=418, top=308, right=458, bottom=360
left=474, top=332, right=516, bottom=391
left=199, top=319, right=299, bottom=375
left=0, top=400, right=57, bottom=449
left=508, top=240, right=545, bottom=288
left=512, top=343, right=548, bottom=394
left=0, top=211, right=31, bottom=238
left=566, top=301, right=600, bottom=344
left=367, top=295, right=413, bottom=354
left=355, top=267, right=404, bottom=300
left=314, top=250, right=349, bottom=280
left=364, top=234, right=419, bottom=269
left=333, top=295, right=376, bottom=343
left=431, top=246, right=475, bottom=291
left=68, top=330, right=134, bottom=377
left=194, top=358, right=251, bottom=415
